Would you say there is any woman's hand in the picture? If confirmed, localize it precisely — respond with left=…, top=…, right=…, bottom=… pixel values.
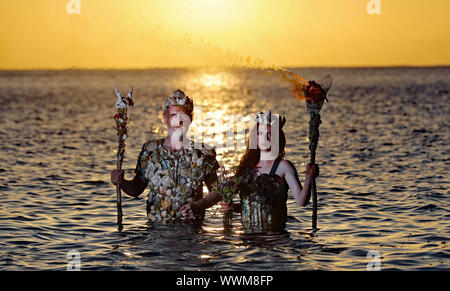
left=111, top=170, right=125, bottom=185
left=220, top=201, right=232, bottom=215
left=306, top=163, right=320, bottom=178
left=180, top=202, right=203, bottom=220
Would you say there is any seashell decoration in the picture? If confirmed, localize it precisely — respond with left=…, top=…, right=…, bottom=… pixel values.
left=139, top=138, right=219, bottom=222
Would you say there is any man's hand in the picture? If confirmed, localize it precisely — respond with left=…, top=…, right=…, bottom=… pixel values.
left=180, top=202, right=203, bottom=220
left=111, top=170, right=125, bottom=185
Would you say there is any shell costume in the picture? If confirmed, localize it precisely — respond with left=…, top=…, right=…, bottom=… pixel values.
left=134, top=138, right=219, bottom=222
left=238, top=158, right=288, bottom=234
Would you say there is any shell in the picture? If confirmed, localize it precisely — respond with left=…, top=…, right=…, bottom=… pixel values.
left=154, top=197, right=161, bottom=207
left=145, top=162, right=156, bottom=179
left=146, top=141, right=158, bottom=151
left=150, top=175, right=162, bottom=187
left=179, top=177, right=187, bottom=185
left=165, top=197, right=172, bottom=208
left=161, top=197, right=172, bottom=210
left=161, top=200, right=168, bottom=210
left=148, top=214, right=157, bottom=222
left=162, top=176, right=174, bottom=188
left=181, top=168, right=191, bottom=176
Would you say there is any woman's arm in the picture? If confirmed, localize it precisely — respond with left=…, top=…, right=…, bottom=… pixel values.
left=283, top=161, right=318, bottom=207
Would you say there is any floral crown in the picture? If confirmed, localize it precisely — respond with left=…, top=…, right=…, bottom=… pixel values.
left=255, top=110, right=286, bottom=128
left=163, top=89, right=194, bottom=114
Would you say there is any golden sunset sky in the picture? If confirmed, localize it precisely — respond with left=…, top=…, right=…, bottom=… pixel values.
left=0, top=0, right=449, bottom=69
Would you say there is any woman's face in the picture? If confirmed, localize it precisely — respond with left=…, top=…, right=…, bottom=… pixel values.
left=257, top=124, right=272, bottom=151
left=164, top=106, right=192, bottom=135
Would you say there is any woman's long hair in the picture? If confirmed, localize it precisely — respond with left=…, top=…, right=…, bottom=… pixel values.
left=236, top=122, right=286, bottom=177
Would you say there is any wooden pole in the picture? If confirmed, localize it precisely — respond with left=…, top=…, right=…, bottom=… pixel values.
left=310, top=149, right=317, bottom=230
left=116, top=151, right=123, bottom=230
left=113, top=84, right=133, bottom=232
left=308, top=110, right=321, bottom=231
left=304, top=76, right=332, bottom=231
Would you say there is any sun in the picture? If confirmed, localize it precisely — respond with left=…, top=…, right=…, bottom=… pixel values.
left=157, top=0, right=245, bottom=34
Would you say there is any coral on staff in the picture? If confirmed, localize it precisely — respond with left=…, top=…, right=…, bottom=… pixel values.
left=114, top=85, right=134, bottom=156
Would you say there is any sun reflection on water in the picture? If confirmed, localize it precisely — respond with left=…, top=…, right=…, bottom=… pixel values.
left=181, top=69, right=252, bottom=166
left=200, top=73, right=225, bottom=88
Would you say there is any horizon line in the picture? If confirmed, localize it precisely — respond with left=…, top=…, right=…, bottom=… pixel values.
left=0, top=64, right=449, bottom=71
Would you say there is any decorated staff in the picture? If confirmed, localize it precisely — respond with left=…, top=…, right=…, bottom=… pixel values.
left=303, top=75, right=332, bottom=230
left=113, top=84, right=134, bottom=229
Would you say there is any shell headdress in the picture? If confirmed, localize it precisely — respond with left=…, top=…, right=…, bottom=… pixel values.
left=255, top=110, right=286, bottom=129
left=163, top=89, right=194, bottom=114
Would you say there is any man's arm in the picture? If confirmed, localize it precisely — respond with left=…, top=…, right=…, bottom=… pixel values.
left=180, top=173, right=222, bottom=219
left=194, top=173, right=221, bottom=210
left=121, top=174, right=148, bottom=198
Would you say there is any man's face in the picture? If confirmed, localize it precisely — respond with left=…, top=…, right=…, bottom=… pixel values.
left=164, top=106, right=192, bottom=136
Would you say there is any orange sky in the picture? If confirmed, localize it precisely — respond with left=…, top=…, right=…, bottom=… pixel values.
left=0, top=0, right=449, bottom=69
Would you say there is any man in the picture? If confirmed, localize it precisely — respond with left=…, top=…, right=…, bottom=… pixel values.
left=111, top=90, right=221, bottom=222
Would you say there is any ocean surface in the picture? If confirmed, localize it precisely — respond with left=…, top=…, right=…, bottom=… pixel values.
left=0, top=67, right=448, bottom=270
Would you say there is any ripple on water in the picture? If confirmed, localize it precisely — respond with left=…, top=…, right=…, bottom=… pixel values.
left=0, top=68, right=449, bottom=270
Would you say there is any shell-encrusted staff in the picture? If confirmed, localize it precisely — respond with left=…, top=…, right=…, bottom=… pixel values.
left=303, top=75, right=332, bottom=231
left=113, top=84, right=134, bottom=230
left=111, top=89, right=222, bottom=223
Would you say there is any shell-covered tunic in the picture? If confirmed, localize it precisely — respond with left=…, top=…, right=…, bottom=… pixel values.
left=134, top=138, right=219, bottom=222
left=238, top=158, right=288, bottom=234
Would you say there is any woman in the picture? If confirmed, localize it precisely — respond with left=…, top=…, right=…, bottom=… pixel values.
left=111, top=89, right=222, bottom=222
left=221, top=110, right=320, bottom=234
